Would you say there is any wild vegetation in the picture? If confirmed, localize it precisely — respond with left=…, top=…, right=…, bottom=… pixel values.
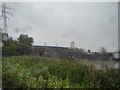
left=2, top=33, right=120, bottom=88
left=2, top=34, right=34, bottom=56
left=2, top=56, right=120, bottom=88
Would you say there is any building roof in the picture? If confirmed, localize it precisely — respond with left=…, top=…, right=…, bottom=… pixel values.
left=33, top=45, right=68, bottom=49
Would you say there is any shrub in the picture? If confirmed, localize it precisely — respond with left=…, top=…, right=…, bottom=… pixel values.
left=2, top=56, right=120, bottom=88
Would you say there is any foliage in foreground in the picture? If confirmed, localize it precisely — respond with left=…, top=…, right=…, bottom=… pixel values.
left=2, top=56, right=120, bottom=88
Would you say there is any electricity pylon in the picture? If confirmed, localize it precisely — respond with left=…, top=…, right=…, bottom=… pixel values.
left=0, top=2, right=15, bottom=34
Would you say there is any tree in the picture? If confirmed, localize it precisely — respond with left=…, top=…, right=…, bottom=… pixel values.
left=2, top=37, right=19, bottom=56
left=2, top=34, right=34, bottom=56
left=17, top=34, right=34, bottom=55
left=88, top=49, right=91, bottom=53
left=17, top=34, right=33, bottom=47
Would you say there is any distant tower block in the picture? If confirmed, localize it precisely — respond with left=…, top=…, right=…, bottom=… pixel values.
left=44, top=42, right=47, bottom=46
left=56, top=42, right=57, bottom=46
left=70, top=41, right=75, bottom=48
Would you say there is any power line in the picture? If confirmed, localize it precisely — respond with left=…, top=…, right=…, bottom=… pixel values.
left=0, top=2, right=15, bottom=34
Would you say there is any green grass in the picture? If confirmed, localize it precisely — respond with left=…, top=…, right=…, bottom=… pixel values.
left=2, top=56, right=120, bottom=88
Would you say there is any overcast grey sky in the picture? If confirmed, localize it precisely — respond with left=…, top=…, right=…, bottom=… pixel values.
left=1, top=2, right=118, bottom=52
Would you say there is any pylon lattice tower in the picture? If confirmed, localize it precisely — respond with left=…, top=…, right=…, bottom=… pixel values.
left=0, top=2, right=15, bottom=34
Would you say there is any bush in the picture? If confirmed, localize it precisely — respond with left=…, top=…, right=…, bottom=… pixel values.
left=2, top=56, right=120, bottom=88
